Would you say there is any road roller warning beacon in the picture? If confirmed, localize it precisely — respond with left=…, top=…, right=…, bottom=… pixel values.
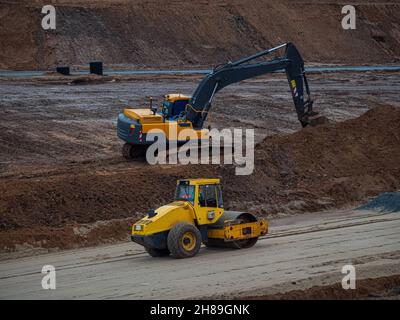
left=131, top=178, right=268, bottom=258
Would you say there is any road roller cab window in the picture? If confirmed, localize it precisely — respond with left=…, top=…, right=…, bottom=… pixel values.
left=216, top=185, right=223, bottom=208
left=175, top=183, right=195, bottom=204
left=198, top=185, right=218, bottom=207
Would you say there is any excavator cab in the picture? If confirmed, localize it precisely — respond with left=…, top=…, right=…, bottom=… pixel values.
left=162, top=94, right=191, bottom=120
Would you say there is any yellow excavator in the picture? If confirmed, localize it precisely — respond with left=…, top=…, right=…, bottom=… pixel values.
left=117, top=43, right=318, bottom=159
left=131, top=178, right=268, bottom=258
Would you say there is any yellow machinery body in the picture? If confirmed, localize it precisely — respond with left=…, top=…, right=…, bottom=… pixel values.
left=131, top=178, right=268, bottom=258
left=120, top=94, right=209, bottom=144
left=118, top=43, right=318, bottom=160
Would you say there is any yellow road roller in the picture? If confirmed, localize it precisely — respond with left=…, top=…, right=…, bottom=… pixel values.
left=131, top=178, right=268, bottom=258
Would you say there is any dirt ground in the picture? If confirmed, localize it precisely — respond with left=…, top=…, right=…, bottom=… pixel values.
left=1, top=209, right=399, bottom=299
left=1, top=71, right=400, bottom=168
left=0, top=71, right=399, bottom=253
left=1, top=0, right=399, bottom=302
left=242, top=274, right=400, bottom=300
left=1, top=0, right=400, bottom=70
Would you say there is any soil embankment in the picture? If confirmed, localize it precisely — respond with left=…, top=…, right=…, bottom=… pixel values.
left=1, top=106, right=399, bottom=252
left=1, top=0, right=400, bottom=70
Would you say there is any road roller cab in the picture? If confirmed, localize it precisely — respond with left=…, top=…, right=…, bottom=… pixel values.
left=131, top=179, right=268, bottom=258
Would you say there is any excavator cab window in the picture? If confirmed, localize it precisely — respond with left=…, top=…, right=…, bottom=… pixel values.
left=162, top=99, right=189, bottom=120
left=162, top=101, right=172, bottom=118
left=172, top=99, right=189, bottom=118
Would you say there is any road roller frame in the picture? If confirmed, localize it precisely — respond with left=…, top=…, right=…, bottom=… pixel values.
left=131, top=178, right=268, bottom=258
left=208, top=220, right=267, bottom=242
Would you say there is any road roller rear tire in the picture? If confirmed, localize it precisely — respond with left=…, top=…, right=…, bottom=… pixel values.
left=167, top=222, right=201, bottom=259
left=144, top=247, right=170, bottom=257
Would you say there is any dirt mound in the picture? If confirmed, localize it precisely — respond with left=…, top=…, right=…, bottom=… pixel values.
left=0, top=163, right=218, bottom=254
left=1, top=106, right=399, bottom=252
left=0, top=164, right=216, bottom=230
left=1, top=1, right=400, bottom=70
left=222, top=105, right=400, bottom=213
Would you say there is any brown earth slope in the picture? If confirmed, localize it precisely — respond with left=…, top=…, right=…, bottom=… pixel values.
left=0, top=106, right=399, bottom=251
left=225, top=105, right=400, bottom=213
left=1, top=0, right=400, bottom=70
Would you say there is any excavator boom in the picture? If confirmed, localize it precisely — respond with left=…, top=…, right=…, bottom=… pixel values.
left=186, top=43, right=315, bottom=128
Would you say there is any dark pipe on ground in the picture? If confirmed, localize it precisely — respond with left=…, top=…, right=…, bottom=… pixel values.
left=90, top=61, right=103, bottom=75
left=56, top=66, right=70, bottom=75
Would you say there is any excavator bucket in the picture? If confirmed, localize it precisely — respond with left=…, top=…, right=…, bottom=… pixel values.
left=306, top=111, right=329, bottom=127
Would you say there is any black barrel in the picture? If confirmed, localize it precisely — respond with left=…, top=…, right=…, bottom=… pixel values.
left=56, top=66, right=70, bottom=75
left=89, top=61, right=103, bottom=75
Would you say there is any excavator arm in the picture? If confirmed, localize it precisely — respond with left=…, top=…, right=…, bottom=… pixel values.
left=185, top=43, right=315, bottom=129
